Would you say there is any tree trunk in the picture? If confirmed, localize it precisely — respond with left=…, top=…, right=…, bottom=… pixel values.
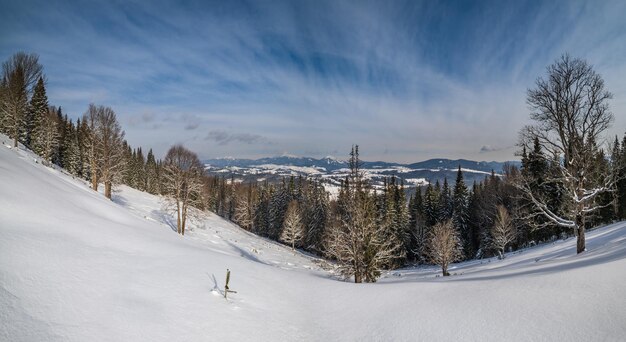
left=13, top=134, right=18, bottom=148
left=91, top=161, right=98, bottom=191
left=576, top=215, right=586, bottom=254
left=104, top=181, right=112, bottom=199
left=576, top=226, right=586, bottom=254
left=442, top=263, right=449, bottom=276
left=176, top=201, right=181, bottom=234
left=181, top=204, right=187, bottom=236
left=354, top=272, right=361, bottom=283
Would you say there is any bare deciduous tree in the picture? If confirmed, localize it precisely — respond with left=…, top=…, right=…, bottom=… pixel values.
left=280, top=200, right=304, bottom=250
left=82, top=104, right=100, bottom=191
left=95, top=106, right=125, bottom=199
left=233, top=195, right=254, bottom=230
left=491, top=205, right=516, bottom=259
left=163, top=145, right=204, bottom=235
left=518, top=54, right=619, bottom=254
left=426, top=220, right=463, bottom=276
left=81, top=104, right=125, bottom=198
left=38, top=106, right=60, bottom=165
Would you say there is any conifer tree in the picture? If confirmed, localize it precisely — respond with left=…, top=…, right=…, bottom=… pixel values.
left=146, top=149, right=159, bottom=194
left=63, top=120, right=81, bottom=175
left=268, top=181, right=289, bottom=240
left=254, top=184, right=271, bottom=236
left=439, top=178, right=453, bottom=221
left=30, top=77, right=48, bottom=155
left=452, top=166, right=470, bottom=256
left=423, top=183, right=440, bottom=228
left=408, top=188, right=426, bottom=261
left=136, top=147, right=146, bottom=191
left=25, top=77, right=46, bottom=147
left=304, top=182, right=329, bottom=252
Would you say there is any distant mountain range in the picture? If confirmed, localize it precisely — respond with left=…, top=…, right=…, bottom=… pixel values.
left=204, top=156, right=520, bottom=194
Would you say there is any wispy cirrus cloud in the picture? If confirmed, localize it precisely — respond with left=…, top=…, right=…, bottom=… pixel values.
left=1, top=0, right=625, bottom=161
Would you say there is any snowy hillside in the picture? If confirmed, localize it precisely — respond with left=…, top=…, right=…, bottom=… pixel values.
left=2, top=138, right=626, bottom=341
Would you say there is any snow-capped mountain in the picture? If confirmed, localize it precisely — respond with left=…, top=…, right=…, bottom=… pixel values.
left=204, top=156, right=520, bottom=190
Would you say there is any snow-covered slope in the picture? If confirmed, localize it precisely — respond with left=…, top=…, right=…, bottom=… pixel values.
left=2, top=138, right=626, bottom=341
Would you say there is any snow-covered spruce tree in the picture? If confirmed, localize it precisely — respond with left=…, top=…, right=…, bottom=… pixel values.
left=253, top=184, right=271, bottom=236
left=423, top=182, right=440, bottom=228
left=27, top=77, right=47, bottom=150
left=268, top=181, right=289, bottom=240
left=379, top=176, right=408, bottom=268
left=163, top=144, right=204, bottom=235
left=304, top=182, right=329, bottom=253
left=519, top=137, right=568, bottom=241
left=394, top=179, right=410, bottom=264
left=280, top=200, right=304, bottom=250
left=56, top=111, right=73, bottom=167
left=466, top=182, right=482, bottom=257
left=326, top=145, right=401, bottom=283
left=145, top=149, right=160, bottom=195
left=122, top=144, right=133, bottom=186
left=59, top=118, right=81, bottom=176
left=135, top=147, right=146, bottom=191
left=518, top=54, right=619, bottom=254
left=426, top=220, right=463, bottom=276
left=0, top=52, right=43, bottom=148
left=439, top=178, right=453, bottom=221
left=491, top=205, right=516, bottom=258
left=408, top=188, right=427, bottom=262
left=452, top=167, right=471, bottom=257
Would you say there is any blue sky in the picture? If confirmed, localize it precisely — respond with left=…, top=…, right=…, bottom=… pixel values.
left=1, top=0, right=625, bottom=162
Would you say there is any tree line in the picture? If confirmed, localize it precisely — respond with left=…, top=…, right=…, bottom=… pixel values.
left=2, top=52, right=625, bottom=282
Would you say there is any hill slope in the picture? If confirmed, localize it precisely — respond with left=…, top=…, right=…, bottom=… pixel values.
left=1, top=138, right=625, bottom=341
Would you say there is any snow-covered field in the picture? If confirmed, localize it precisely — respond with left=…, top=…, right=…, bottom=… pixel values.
left=2, top=137, right=626, bottom=341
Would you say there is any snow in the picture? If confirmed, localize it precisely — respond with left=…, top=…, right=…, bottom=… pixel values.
left=253, top=164, right=326, bottom=175
left=1, top=136, right=626, bottom=341
left=460, top=167, right=496, bottom=176
left=404, top=178, right=429, bottom=186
